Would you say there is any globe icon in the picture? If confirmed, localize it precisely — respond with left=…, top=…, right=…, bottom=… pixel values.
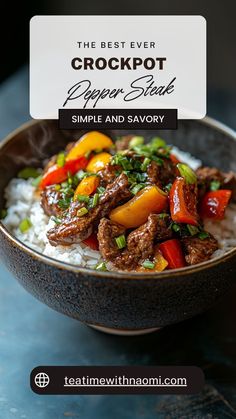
left=34, top=372, right=50, bottom=388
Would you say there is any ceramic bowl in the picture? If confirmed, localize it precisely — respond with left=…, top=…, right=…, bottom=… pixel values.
left=0, top=118, right=235, bottom=334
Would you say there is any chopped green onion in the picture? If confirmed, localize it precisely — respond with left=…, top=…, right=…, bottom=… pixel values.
left=76, top=170, right=86, bottom=180
left=151, top=156, right=164, bottom=165
left=115, top=234, right=126, bottom=249
left=151, top=137, right=166, bottom=148
left=165, top=183, right=172, bottom=193
left=19, top=218, right=32, bottom=233
left=52, top=216, right=61, bottom=225
left=177, top=163, right=197, bottom=184
left=172, top=223, right=181, bottom=233
left=56, top=152, right=65, bottom=167
left=91, top=193, right=99, bottom=208
left=17, top=167, right=41, bottom=179
left=129, top=136, right=144, bottom=148
left=31, top=175, right=43, bottom=187
left=111, top=154, right=133, bottom=170
left=130, top=184, right=145, bottom=195
left=187, top=224, right=200, bottom=236
left=61, top=181, right=68, bottom=188
left=58, top=197, right=72, bottom=209
left=95, top=261, right=107, bottom=271
left=142, top=260, right=155, bottom=269
left=0, top=209, right=7, bottom=219
left=97, top=186, right=106, bottom=194
left=77, top=207, right=88, bottom=217
left=141, top=157, right=151, bottom=172
left=77, top=194, right=90, bottom=203
left=158, top=213, right=169, bottom=219
left=210, top=180, right=221, bottom=191
left=54, top=184, right=61, bottom=191
left=198, top=231, right=210, bottom=240
left=136, top=173, right=147, bottom=183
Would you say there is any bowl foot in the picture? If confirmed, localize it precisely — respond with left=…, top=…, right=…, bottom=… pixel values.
left=87, top=324, right=161, bottom=336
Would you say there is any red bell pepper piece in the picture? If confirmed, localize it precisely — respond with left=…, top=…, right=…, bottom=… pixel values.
left=200, top=189, right=232, bottom=220
left=169, top=177, right=199, bottom=226
left=159, top=239, right=186, bottom=269
left=39, top=156, right=88, bottom=189
left=83, top=233, right=99, bottom=251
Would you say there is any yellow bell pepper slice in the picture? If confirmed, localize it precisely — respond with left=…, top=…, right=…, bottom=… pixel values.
left=74, top=175, right=99, bottom=198
left=109, top=186, right=168, bottom=228
left=86, top=152, right=112, bottom=173
left=66, top=131, right=113, bottom=161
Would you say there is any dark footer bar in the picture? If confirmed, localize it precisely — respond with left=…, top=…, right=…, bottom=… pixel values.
left=31, top=366, right=204, bottom=395
left=59, top=109, right=177, bottom=130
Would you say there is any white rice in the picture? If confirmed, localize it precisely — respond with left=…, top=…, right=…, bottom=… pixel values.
left=2, top=178, right=102, bottom=268
left=2, top=149, right=236, bottom=268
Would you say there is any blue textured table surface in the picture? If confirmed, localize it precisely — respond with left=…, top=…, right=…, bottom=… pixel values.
left=0, top=68, right=235, bottom=419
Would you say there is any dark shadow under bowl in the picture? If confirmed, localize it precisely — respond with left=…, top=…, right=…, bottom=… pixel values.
left=0, top=118, right=235, bottom=331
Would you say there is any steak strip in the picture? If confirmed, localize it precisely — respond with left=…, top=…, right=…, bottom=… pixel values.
left=181, top=233, right=219, bottom=265
left=98, top=214, right=173, bottom=271
left=47, top=173, right=131, bottom=246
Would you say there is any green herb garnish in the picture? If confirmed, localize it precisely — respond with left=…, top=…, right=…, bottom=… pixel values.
left=0, top=209, right=7, bottom=219
left=165, top=183, right=172, bottom=193
left=115, top=234, right=126, bottom=249
left=158, top=213, right=169, bottom=219
left=76, top=170, right=86, bottom=180
left=172, top=223, right=181, bottom=233
left=151, top=137, right=166, bottom=148
left=97, top=186, right=106, bottom=194
left=56, top=152, right=65, bottom=167
left=31, top=175, right=43, bottom=187
left=198, top=231, right=210, bottom=240
left=58, top=197, right=72, bottom=209
left=187, top=224, right=200, bottom=236
left=95, top=262, right=107, bottom=271
left=210, top=180, right=221, bottom=191
left=52, top=216, right=61, bottom=225
left=142, top=260, right=155, bottom=269
left=91, top=193, right=99, bottom=208
left=77, top=194, right=90, bottom=203
left=130, top=184, right=145, bottom=195
left=177, top=163, right=197, bottom=184
left=112, top=154, right=133, bottom=170
left=77, top=207, right=88, bottom=217
left=141, top=157, right=151, bottom=172
left=129, top=136, right=144, bottom=148
left=19, top=218, right=32, bottom=233
left=17, top=167, right=41, bottom=180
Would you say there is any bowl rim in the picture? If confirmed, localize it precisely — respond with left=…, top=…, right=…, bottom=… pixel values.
left=0, top=116, right=236, bottom=280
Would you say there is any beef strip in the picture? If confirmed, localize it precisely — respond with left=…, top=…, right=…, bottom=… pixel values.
left=160, top=158, right=178, bottom=185
left=97, top=164, right=121, bottom=187
left=196, top=166, right=236, bottom=201
left=146, top=158, right=177, bottom=187
left=98, top=214, right=173, bottom=271
left=97, top=218, right=126, bottom=261
left=47, top=173, right=132, bottom=246
left=196, top=166, right=224, bottom=198
left=41, top=186, right=64, bottom=217
left=146, top=161, right=162, bottom=188
left=115, top=135, right=134, bottom=151
left=181, top=233, right=219, bottom=265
